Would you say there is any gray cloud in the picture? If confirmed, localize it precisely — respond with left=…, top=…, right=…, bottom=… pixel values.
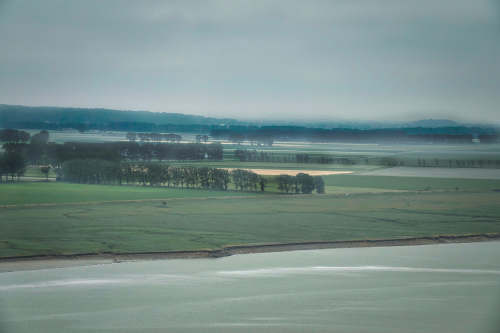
left=0, top=0, right=499, bottom=122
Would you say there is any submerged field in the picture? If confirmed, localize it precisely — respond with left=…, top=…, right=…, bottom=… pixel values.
left=359, top=167, right=500, bottom=179
left=2, top=242, right=499, bottom=333
left=14, top=130, right=500, bottom=168
left=1, top=181, right=500, bottom=258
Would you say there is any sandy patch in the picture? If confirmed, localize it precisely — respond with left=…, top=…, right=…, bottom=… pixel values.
left=225, top=168, right=353, bottom=176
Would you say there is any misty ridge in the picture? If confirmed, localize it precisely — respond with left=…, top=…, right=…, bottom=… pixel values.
left=1, top=104, right=498, bottom=144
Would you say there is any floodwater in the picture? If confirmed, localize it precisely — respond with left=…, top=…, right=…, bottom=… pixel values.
left=1, top=242, right=500, bottom=333
left=359, top=166, right=500, bottom=179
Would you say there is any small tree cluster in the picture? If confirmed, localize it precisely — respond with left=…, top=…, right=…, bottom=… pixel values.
left=277, top=173, right=324, bottom=194
left=195, top=135, right=209, bottom=143
left=0, top=151, right=27, bottom=182
left=126, top=132, right=182, bottom=143
left=0, top=129, right=31, bottom=143
left=231, top=169, right=262, bottom=191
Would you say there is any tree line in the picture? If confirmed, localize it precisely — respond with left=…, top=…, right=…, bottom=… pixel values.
left=211, top=126, right=498, bottom=144
left=235, top=150, right=356, bottom=165
left=0, top=151, right=27, bottom=182
left=2, top=130, right=222, bottom=165
left=126, top=132, right=182, bottom=142
left=0, top=128, right=31, bottom=143
left=0, top=129, right=224, bottom=181
left=0, top=129, right=33, bottom=181
left=277, top=173, right=325, bottom=194
left=60, top=160, right=325, bottom=194
left=234, top=149, right=500, bottom=169
left=52, top=142, right=223, bottom=164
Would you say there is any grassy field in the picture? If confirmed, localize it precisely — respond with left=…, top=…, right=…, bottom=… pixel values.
left=3, top=131, right=500, bottom=259
left=0, top=182, right=260, bottom=206
left=323, top=174, right=500, bottom=192
left=1, top=188, right=499, bottom=257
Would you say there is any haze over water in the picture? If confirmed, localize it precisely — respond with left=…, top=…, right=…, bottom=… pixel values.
left=1, top=242, right=500, bottom=333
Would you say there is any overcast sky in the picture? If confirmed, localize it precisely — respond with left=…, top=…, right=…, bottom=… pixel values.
left=0, top=0, right=499, bottom=122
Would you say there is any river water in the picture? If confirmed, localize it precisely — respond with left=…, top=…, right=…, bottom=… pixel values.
left=1, top=242, right=499, bottom=333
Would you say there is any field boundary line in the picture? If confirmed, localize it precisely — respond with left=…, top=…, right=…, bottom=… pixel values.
left=0, top=194, right=287, bottom=209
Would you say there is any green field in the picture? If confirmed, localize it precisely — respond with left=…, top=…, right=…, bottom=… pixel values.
left=3, top=131, right=500, bottom=259
left=0, top=182, right=260, bottom=206
left=1, top=181, right=500, bottom=258
left=324, top=174, right=500, bottom=191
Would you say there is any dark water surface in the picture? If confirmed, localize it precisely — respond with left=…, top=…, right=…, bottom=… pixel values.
left=1, top=242, right=499, bottom=332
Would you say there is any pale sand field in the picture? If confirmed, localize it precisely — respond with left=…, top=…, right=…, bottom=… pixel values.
left=225, top=168, right=353, bottom=176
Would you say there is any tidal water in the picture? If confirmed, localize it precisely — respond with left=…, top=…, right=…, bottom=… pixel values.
left=1, top=242, right=500, bottom=333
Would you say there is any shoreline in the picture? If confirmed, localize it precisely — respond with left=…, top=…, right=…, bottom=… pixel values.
left=1, top=233, right=499, bottom=272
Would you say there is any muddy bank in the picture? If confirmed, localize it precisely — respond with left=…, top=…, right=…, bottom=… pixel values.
left=1, top=233, right=499, bottom=272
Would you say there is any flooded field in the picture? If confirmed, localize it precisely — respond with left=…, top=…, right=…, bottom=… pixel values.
left=1, top=242, right=499, bottom=333
left=23, top=130, right=200, bottom=144
left=360, top=167, right=500, bottom=179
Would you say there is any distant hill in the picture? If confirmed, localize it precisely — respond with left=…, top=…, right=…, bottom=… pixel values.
left=262, top=119, right=464, bottom=130
left=403, top=119, right=460, bottom=128
left=0, top=104, right=495, bottom=134
left=0, top=104, right=241, bottom=127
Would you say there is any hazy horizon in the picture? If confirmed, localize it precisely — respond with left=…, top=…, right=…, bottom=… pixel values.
left=2, top=103, right=491, bottom=127
left=1, top=0, right=499, bottom=123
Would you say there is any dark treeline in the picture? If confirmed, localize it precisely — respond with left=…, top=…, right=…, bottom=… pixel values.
left=62, top=162, right=236, bottom=190
left=0, top=128, right=31, bottom=143
left=126, top=132, right=182, bottom=142
left=0, top=129, right=32, bottom=181
left=211, top=126, right=499, bottom=144
left=60, top=160, right=325, bottom=194
left=0, top=129, right=223, bottom=180
left=277, top=173, right=325, bottom=194
left=3, top=121, right=216, bottom=134
left=0, top=151, right=27, bottom=182
left=234, top=149, right=500, bottom=168
left=3, top=140, right=223, bottom=167
left=52, top=142, right=223, bottom=164
left=235, top=150, right=357, bottom=165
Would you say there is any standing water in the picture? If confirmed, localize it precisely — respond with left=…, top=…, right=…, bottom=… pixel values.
left=1, top=242, right=499, bottom=333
